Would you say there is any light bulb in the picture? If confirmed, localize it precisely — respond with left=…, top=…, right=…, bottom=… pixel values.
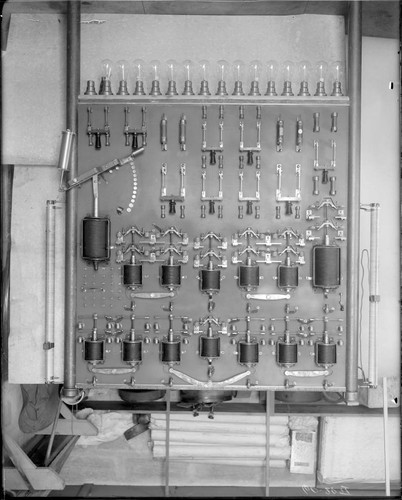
left=149, top=59, right=162, bottom=96
left=265, top=60, right=278, bottom=96
left=232, top=59, right=245, bottom=96
left=132, top=59, right=146, bottom=95
left=248, top=60, right=262, bottom=96
left=216, top=59, right=229, bottom=96
left=182, top=59, right=195, bottom=95
left=281, top=60, right=295, bottom=96
left=166, top=59, right=179, bottom=96
left=314, top=60, right=328, bottom=96
left=198, top=59, right=211, bottom=96
left=99, top=58, right=113, bottom=95
left=330, top=60, right=344, bottom=96
left=116, top=59, right=129, bottom=95
left=298, top=60, right=312, bottom=96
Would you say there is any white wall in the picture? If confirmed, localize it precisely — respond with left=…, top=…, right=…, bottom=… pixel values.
left=360, top=36, right=400, bottom=379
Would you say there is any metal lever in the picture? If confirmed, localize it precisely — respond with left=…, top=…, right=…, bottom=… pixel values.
left=169, top=367, right=251, bottom=388
left=284, top=369, right=331, bottom=377
left=88, top=364, right=139, bottom=375
left=246, top=293, right=291, bottom=300
left=128, top=292, right=175, bottom=299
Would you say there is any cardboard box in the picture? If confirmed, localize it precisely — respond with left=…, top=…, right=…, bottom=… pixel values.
left=290, top=430, right=317, bottom=474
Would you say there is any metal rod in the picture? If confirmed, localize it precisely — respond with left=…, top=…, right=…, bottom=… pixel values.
left=45, top=200, right=57, bottom=383
left=265, top=391, right=270, bottom=497
left=63, top=0, right=80, bottom=399
left=345, top=0, right=362, bottom=405
left=368, top=203, right=380, bottom=387
left=165, top=388, right=171, bottom=497
left=1, top=165, right=14, bottom=381
left=382, top=377, right=390, bottom=496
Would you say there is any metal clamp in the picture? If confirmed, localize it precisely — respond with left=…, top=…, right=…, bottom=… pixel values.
left=276, top=164, right=301, bottom=202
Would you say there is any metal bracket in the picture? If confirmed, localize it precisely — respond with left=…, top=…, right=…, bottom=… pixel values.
left=276, top=164, right=301, bottom=202
left=201, top=105, right=224, bottom=163
left=160, top=163, right=186, bottom=202
left=124, top=106, right=147, bottom=149
left=87, top=105, right=110, bottom=149
left=239, top=105, right=261, bottom=155
left=239, top=170, right=260, bottom=201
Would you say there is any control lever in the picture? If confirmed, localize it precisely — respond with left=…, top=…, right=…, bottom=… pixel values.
left=246, top=293, right=291, bottom=300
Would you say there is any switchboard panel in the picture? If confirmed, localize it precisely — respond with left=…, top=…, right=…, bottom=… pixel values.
left=74, top=97, right=348, bottom=392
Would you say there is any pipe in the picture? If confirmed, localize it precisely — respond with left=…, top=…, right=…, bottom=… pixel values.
left=345, top=1, right=362, bottom=405
left=1, top=165, right=14, bottom=381
left=63, top=0, right=80, bottom=399
left=368, top=203, right=380, bottom=387
left=45, top=200, right=57, bottom=383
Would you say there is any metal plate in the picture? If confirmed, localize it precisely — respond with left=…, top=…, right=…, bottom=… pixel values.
left=75, top=97, right=348, bottom=391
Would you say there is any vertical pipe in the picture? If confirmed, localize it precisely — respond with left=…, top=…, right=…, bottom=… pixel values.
left=368, top=204, right=380, bottom=387
left=1, top=165, right=14, bottom=382
left=382, top=377, right=390, bottom=496
left=45, top=200, right=56, bottom=383
left=63, top=0, right=80, bottom=399
left=345, top=0, right=362, bottom=405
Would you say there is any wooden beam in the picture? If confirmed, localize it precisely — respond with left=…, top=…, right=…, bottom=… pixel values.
left=3, top=434, right=65, bottom=491
left=35, top=403, right=98, bottom=436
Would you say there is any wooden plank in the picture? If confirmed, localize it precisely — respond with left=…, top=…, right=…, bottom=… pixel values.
left=3, top=435, right=65, bottom=491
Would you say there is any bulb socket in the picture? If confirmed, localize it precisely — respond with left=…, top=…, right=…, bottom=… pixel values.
left=265, top=81, right=277, bottom=96
left=84, top=80, right=97, bottom=95
left=117, top=80, right=130, bottom=95
left=298, top=81, right=310, bottom=97
left=133, top=81, right=146, bottom=96
left=216, top=80, right=228, bottom=96
left=182, top=80, right=195, bottom=96
left=232, top=81, right=245, bottom=96
left=99, top=77, right=113, bottom=95
left=314, top=81, right=327, bottom=97
left=198, top=80, right=211, bottom=96
left=248, top=81, right=261, bottom=96
left=331, top=81, right=343, bottom=96
left=281, top=81, right=294, bottom=96
left=166, top=80, right=178, bottom=96
left=149, top=80, right=162, bottom=96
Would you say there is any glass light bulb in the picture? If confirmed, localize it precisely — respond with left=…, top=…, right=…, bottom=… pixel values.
left=314, top=60, right=328, bottom=96
left=281, top=60, right=295, bottom=96
left=266, top=60, right=278, bottom=81
left=199, top=59, right=210, bottom=81
left=133, top=59, right=145, bottom=81
left=216, top=59, right=229, bottom=96
left=101, top=59, right=113, bottom=79
left=330, top=60, right=344, bottom=96
left=198, top=59, right=211, bottom=96
left=132, top=59, right=146, bottom=96
left=149, top=59, right=162, bottom=96
left=182, top=59, right=195, bottom=96
left=165, top=59, right=178, bottom=95
left=249, top=60, right=262, bottom=96
left=150, top=59, right=161, bottom=81
left=265, top=60, right=278, bottom=96
left=99, top=59, right=113, bottom=95
left=232, top=59, right=245, bottom=96
left=116, top=59, right=129, bottom=95
left=298, top=60, right=312, bottom=96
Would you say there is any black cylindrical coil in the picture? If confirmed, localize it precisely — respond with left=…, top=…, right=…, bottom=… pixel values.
left=82, top=217, right=110, bottom=263
left=122, top=339, right=142, bottom=363
left=276, top=341, right=298, bottom=365
left=161, top=340, right=181, bottom=363
left=200, top=269, right=220, bottom=293
left=123, top=264, right=143, bottom=287
left=200, top=336, right=220, bottom=358
left=239, top=264, right=260, bottom=288
left=278, top=265, right=299, bottom=289
left=160, top=264, right=181, bottom=287
left=315, top=342, right=337, bottom=365
left=84, top=339, right=104, bottom=362
left=238, top=341, right=259, bottom=365
left=312, top=246, right=341, bottom=289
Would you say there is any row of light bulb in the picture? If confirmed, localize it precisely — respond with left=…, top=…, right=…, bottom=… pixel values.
left=84, top=59, right=345, bottom=97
